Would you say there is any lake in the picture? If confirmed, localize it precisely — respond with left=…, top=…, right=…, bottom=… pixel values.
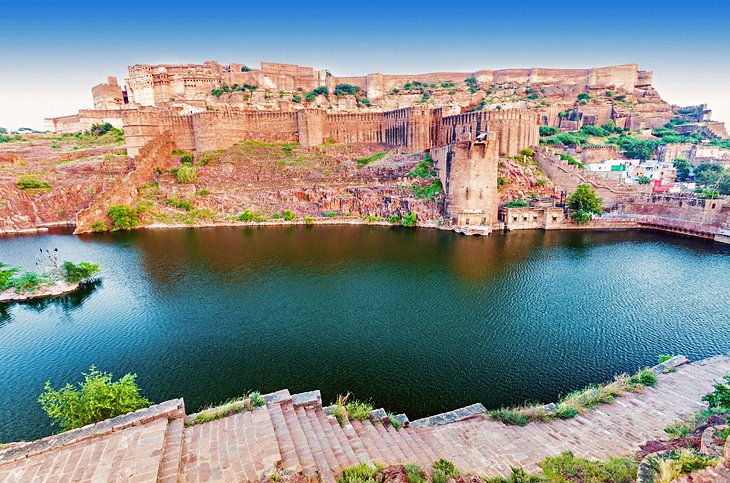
left=1, top=226, right=729, bottom=441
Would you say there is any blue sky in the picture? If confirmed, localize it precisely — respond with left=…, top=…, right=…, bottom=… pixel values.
left=1, top=0, right=729, bottom=130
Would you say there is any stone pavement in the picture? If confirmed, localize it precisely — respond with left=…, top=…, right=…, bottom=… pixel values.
left=1, top=355, right=729, bottom=482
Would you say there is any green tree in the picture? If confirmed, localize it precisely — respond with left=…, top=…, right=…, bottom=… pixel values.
left=637, top=175, right=651, bottom=185
left=703, top=374, right=730, bottom=412
left=567, top=184, right=604, bottom=224
left=673, top=158, right=691, bottom=181
left=694, top=163, right=726, bottom=186
left=38, top=366, right=151, bottom=432
left=107, top=205, right=139, bottom=231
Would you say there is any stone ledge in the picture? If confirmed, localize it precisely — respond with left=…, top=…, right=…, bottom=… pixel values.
left=650, top=355, right=690, bottom=374
left=263, top=389, right=292, bottom=405
left=369, top=408, right=388, bottom=423
left=0, top=398, right=184, bottom=466
left=292, top=390, right=321, bottom=408
left=410, top=403, right=486, bottom=429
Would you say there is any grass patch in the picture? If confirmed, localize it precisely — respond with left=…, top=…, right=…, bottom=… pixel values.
left=404, top=463, right=426, bottom=483
left=489, top=367, right=658, bottom=425
left=645, top=450, right=720, bottom=483
left=540, top=451, right=638, bottom=483
left=16, top=175, right=51, bottom=191
left=185, top=391, right=265, bottom=427
left=338, top=462, right=384, bottom=483
left=356, top=151, right=387, bottom=166
left=411, top=180, right=443, bottom=199
left=408, top=159, right=437, bottom=178
left=387, top=412, right=402, bottom=431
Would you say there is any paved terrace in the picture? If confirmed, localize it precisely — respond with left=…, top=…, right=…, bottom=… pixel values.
left=1, top=355, right=729, bottom=482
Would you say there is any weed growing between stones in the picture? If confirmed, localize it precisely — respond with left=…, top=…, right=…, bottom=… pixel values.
left=185, top=391, right=265, bottom=427
left=489, top=367, right=657, bottom=426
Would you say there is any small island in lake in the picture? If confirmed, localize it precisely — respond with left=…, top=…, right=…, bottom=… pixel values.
left=0, top=251, right=100, bottom=303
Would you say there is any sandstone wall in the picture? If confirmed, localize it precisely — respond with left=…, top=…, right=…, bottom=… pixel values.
left=45, top=114, right=82, bottom=134
left=74, top=133, right=174, bottom=233
left=433, top=109, right=540, bottom=156
left=191, top=111, right=298, bottom=151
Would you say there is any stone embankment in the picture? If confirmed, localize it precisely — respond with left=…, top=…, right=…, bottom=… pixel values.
left=1, top=355, right=729, bottom=482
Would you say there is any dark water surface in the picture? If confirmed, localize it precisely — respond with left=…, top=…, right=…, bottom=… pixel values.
left=1, top=226, right=729, bottom=441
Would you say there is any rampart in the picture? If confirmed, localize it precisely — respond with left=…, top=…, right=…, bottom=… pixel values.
left=121, top=107, right=539, bottom=157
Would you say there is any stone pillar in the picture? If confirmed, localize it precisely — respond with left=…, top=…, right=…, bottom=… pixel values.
left=297, top=109, right=325, bottom=147
left=445, top=137, right=499, bottom=235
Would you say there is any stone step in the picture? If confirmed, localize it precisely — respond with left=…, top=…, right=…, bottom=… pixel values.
left=303, top=407, right=340, bottom=475
left=403, top=427, right=441, bottom=467
left=294, top=406, right=336, bottom=483
left=251, top=407, right=282, bottom=479
left=156, top=417, right=185, bottom=483
left=266, top=401, right=302, bottom=474
left=339, top=418, right=374, bottom=465
left=323, top=411, right=363, bottom=467
left=280, top=401, right=318, bottom=477
left=311, top=407, right=352, bottom=469
left=372, top=421, right=409, bottom=463
left=351, top=419, right=396, bottom=465
left=383, top=423, right=430, bottom=468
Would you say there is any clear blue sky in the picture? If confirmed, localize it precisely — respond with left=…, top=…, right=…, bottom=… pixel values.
left=1, top=0, right=729, bottom=130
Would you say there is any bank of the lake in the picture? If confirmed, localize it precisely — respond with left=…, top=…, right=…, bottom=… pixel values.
left=0, top=226, right=729, bottom=443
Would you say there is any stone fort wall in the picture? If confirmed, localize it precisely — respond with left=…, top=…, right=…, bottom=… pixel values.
left=121, top=107, right=540, bottom=157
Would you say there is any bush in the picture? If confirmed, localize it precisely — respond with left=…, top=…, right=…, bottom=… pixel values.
left=504, top=200, right=528, bottom=208
left=177, top=165, right=198, bottom=184
left=283, top=210, right=295, bottom=221
left=703, top=374, right=730, bottom=412
left=338, top=463, right=382, bottom=483
left=580, top=125, right=609, bottom=137
left=412, top=180, right=443, bottom=199
left=13, top=272, right=48, bottom=293
left=334, top=84, right=360, bottom=96
left=107, top=205, right=139, bottom=231
left=540, top=451, right=637, bottom=483
left=304, top=216, right=314, bottom=224
left=539, top=126, right=558, bottom=137
left=324, top=211, right=337, bottom=218
left=38, top=366, right=151, bottom=432
left=17, top=175, right=51, bottom=191
left=240, top=65, right=251, bottom=72
left=388, top=215, right=400, bottom=223
left=401, top=212, right=417, bottom=227
left=91, top=220, right=108, bottom=232
left=346, top=400, right=374, bottom=420
left=237, top=209, right=255, bottom=222
left=408, top=160, right=436, bottom=178
left=62, top=261, right=100, bottom=283
left=433, top=459, right=458, bottom=478
left=0, top=263, right=19, bottom=290
left=637, top=175, right=651, bottom=185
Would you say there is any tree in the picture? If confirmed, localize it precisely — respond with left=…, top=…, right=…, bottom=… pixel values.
left=107, top=205, right=139, bottom=231
left=567, top=184, right=604, bottom=224
left=694, top=163, right=726, bottom=186
left=0, top=262, right=18, bottom=290
left=703, top=374, right=730, bottom=412
left=38, top=366, right=151, bottom=432
left=637, top=175, right=651, bottom=185
left=673, top=158, right=691, bottom=181
left=62, top=261, right=100, bottom=283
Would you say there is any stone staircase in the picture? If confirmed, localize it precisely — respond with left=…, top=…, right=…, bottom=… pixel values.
left=1, top=355, right=730, bottom=482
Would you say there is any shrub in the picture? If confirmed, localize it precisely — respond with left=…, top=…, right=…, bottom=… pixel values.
left=197, top=189, right=210, bottom=196
left=38, top=366, right=151, bottom=432
left=664, top=420, right=692, bottom=439
left=176, top=165, right=198, bottom=184
left=703, top=374, right=730, bottom=412
left=90, top=220, right=108, bottom=232
left=401, top=213, right=417, bottom=227
left=408, top=160, right=436, bottom=178
left=17, top=175, right=51, bottom=191
left=13, top=272, right=48, bottom=293
left=388, top=215, right=401, bottom=223
left=498, top=176, right=508, bottom=188
left=283, top=210, right=294, bottom=221
left=387, top=412, right=402, bottom=431
left=0, top=263, right=19, bottom=290
left=539, top=126, right=558, bottom=137
left=432, top=459, right=458, bottom=478
left=324, top=211, right=337, bottom=218
left=404, top=463, right=426, bottom=483
left=412, top=180, right=443, bottom=199
left=489, top=408, right=529, bottom=426
left=237, top=209, right=255, bottom=222
left=240, top=65, right=251, bottom=72
left=637, top=175, right=651, bottom=185
left=580, top=125, right=609, bottom=137
left=304, top=216, right=314, bottom=224
left=540, top=451, right=637, bottom=483
left=62, top=261, right=100, bottom=283
left=338, top=463, right=383, bottom=483
left=334, top=84, right=360, bottom=96
left=627, top=368, right=657, bottom=387
left=356, top=151, right=387, bottom=166
left=345, top=400, right=373, bottom=420
left=504, top=200, right=528, bottom=208
left=107, top=205, right=139, bottom=231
